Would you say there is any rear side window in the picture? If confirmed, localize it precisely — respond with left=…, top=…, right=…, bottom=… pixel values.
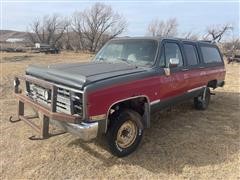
left=201, top=46, right=222, bottom=63
left=183, top=44, right=199, bottom=66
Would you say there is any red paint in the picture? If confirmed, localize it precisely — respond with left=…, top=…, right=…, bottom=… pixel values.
left=87, top=66, right=225, bottom=116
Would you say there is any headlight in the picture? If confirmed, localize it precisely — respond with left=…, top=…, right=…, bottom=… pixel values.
left=72, top=92, right=83, bottom=116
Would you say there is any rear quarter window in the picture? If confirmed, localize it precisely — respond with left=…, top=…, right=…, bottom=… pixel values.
left=183, top=44, right=199, bottom=66
left=200, top=46, right=222, bottom=63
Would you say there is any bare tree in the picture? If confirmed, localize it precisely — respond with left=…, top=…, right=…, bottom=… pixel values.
left=71, top=11, right=87, bottom=51
left=72, top=3, right=127, bottom=52
left=222, top=38, right=240, bottom=56
left=59, top=25, right=75, bottom=50
left=28, top=14, right=70, bottom=47
left=147, top=18, right=178, bottom=37
left=182, top=31, right=199, bottom=40
left=204, top=24, right=233, bottom=42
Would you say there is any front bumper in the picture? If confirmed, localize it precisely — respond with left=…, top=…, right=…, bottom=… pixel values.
left=51, top=120, right=98, bottom=141
left=12, top=75, right=98, bottom=141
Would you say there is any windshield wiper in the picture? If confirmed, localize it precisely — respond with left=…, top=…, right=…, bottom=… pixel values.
left=116, top=57, right=138, bottom=68
left=95, top=57, right=105, bottom=61
left=116, top=58, right=131, bottom=65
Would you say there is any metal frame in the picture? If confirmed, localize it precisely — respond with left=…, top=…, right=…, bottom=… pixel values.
left=10, top=75, right=84, bottom=139
left=9, top=100, right=50, bottom=139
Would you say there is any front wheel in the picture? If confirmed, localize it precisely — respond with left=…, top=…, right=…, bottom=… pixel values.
left=107, top=109, right=143, bottom=157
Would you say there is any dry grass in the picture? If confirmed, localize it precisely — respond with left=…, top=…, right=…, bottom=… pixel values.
left=0, top=52, right=239, bottom=179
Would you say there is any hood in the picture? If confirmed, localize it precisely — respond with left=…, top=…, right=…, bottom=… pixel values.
left=26, top=62, right=146, bottom=89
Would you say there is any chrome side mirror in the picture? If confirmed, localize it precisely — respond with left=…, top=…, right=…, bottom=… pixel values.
left=164, top=58, right=179, bottom=76
left=169, top=58, right=179, bottom=67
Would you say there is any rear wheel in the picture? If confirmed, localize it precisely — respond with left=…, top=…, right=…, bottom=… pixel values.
left=194, top=87, right=211, bottom=110
left=107, top=109, right=143, bottom=157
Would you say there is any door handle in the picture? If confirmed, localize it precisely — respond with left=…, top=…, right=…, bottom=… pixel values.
left=199, top=66, right=205, bottom=69
left=182, top=68, right=189, bottom=71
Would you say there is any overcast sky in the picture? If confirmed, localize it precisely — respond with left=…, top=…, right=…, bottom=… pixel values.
left=1, top=0, right=239, bottom=38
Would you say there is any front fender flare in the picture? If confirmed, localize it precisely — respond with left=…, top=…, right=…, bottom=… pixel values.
left=105, top=95, right=151, bottom=133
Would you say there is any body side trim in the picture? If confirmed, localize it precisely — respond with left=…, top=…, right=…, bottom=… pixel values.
left=187, top=85, right=206, bottom=93
left=150, top=99, right=161, bottom=105
left=150, top=87, right=205, bottom=113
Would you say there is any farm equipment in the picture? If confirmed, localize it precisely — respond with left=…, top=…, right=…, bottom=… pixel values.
left=227, top=54, right=240, bottom=64
left=32, top=43, right=60, bottom=54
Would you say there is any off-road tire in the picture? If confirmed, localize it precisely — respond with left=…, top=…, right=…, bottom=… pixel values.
left=194, top=87, right=211, bottom=110
left=107, top=109, right=143, bottom=157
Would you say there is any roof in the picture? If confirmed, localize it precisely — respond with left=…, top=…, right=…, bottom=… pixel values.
left=113, top=36, right=214, bottom=45
left=113, top=36, right=161, bottom=41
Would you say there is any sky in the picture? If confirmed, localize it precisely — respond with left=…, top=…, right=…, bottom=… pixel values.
left=1, top=0, right=239, bottom=39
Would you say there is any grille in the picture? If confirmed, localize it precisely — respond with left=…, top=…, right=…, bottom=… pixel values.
left=27, top=83, right=83, bottom=116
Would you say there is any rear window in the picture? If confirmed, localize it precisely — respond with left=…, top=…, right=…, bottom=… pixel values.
left=183, top=44, right=199, bottom=66
left=201, top=46, right=222, bottom=63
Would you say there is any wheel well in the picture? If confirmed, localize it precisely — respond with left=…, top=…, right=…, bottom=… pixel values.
left=207, top=80, right=217, bottom=89
left=107, top=96, right=150, bottom=131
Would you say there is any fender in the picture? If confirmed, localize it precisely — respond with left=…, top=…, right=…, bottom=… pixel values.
left=105, top=95, right=151, bottom=133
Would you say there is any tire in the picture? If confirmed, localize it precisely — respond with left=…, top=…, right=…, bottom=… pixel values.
left=194, top=87, right=211, bottom=110
left=107, top=109, right=144, bottom=157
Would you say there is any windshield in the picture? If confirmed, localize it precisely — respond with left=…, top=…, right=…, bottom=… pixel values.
left=93, top=39, right=158, bottom=67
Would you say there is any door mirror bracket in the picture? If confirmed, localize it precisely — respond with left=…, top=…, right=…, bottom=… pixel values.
left=164, top=68, right=170, bottom=76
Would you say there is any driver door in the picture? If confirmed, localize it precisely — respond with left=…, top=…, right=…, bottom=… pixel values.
left=158, top=40, right=189, bottom=101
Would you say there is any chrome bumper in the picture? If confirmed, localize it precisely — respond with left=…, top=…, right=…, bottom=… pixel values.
left=51, top=120, right=98, bottom=141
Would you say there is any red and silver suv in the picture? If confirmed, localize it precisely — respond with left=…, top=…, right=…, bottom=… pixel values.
left=12, top=37, right=225, bottom=157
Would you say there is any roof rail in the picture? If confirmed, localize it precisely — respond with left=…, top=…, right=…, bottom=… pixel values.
left=198, top=40, right=216, bottom=44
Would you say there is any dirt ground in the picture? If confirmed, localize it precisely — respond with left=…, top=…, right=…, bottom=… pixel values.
left=0, top=52, right=239, bottom=179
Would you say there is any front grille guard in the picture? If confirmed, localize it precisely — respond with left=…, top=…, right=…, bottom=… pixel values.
left=10, top=75, right=85, bottom=140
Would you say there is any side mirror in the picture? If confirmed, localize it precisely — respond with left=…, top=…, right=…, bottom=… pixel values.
left=169, top=58, right=179, bottom=67
left=164, top=58, right=179, bottom=76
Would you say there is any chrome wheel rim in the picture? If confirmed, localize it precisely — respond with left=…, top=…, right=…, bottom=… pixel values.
left=116, top=120, right=137, bottom=149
